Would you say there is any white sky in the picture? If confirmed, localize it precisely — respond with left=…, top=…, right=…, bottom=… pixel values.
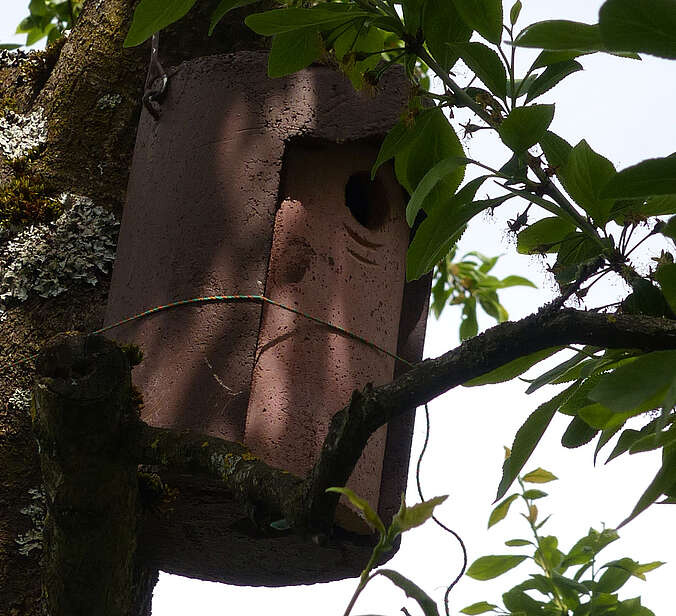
left=2, top=1, right=675, bottom=615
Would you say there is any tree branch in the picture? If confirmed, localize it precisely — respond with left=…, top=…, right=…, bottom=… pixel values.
left=34, top=309, right=676, bottom=557
left=133, top=423, right=304, bottom=529
left=302, top=308, right=676, bottom=526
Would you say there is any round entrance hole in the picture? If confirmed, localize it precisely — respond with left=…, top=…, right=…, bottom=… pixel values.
left=344, top=171, right=389, bottom=230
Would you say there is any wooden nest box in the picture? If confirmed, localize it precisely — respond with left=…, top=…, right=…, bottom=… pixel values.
left=105, top=51, right=430, bottom=586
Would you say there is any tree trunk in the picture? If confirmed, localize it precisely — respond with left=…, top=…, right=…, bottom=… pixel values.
left=0, top=0, right=270, bottom=613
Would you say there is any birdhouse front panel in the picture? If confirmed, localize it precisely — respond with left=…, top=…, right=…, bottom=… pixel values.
left=245, top=139, right=409, bottom=514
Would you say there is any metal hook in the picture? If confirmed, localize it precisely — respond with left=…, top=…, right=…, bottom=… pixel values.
left=142, top=32, right=168, bottom=121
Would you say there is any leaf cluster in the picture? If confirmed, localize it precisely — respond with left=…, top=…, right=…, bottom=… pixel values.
left=462, top=470, right=663, bottom=616
left=3, top=0, right=82, bottom=48
left=469, top=345, right=676, bottom=526
left=432, top=247, right=536, bottom=340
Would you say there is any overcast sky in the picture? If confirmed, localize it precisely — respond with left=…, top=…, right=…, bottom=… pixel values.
left=2, top=1, right=675, bottom=615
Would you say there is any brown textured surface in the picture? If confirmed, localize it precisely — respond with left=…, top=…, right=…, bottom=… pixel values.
left=245, top=140, right=408, bottom=513
left=138, top=473, right=382, bottom=587
left=106, top=51, right=429, bottom=584
left=105, top=51, right=411, bottom=441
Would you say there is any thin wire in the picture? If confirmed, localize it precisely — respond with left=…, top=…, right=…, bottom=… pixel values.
left=415, top=402, right=468, bottom=616
left=1, top=294, right=413, bottom=372
left=5, top=291, right=468, bottom=612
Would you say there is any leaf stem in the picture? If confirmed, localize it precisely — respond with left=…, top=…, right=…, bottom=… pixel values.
left=342, top=544, right=383, bottom=616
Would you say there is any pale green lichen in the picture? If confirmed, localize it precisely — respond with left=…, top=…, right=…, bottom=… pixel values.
left=96, top=93, right=122, bottom=110
left=0, top=108, right=47, bottom=160
left=211, top=451, right=243, bottom=480
left=0, top=193, right=118, bottom=313
left=16, top=487, right=46, bottom=556
left=8, top=387, right=31, bottom=411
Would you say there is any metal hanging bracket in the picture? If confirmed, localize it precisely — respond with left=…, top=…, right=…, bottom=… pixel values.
left=142, top=32, right=169, bottom=121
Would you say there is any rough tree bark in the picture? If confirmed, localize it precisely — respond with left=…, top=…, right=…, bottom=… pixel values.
left=1, top=1, right=676, bottom=615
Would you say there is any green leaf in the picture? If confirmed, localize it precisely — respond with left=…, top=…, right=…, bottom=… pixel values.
left=406, top=156, right=470, bottom=225
left=209, top=0, right=259, bottom=35
left=505, top=539, right=532, bottom=546
left=459, top=296, right=478, bottom=340
left=326, top=487, right=386, bottom=535
left=552, top=573, right=591, bottom=595
left=525, top=60, right=583, bottom=104
left=423, top=0, right=472, bottom=71
left=563, top=528, right=619, bottom=567
left=464, top=347, right=563, bottom=387
left=517, top=217, right=577, bottom=255
left=526, top=347, right=598, bottom=394
left=29, top=0, right=47, bottom=17
left=597, top=558, right=636, bottom=592
left=662, top=215, right=676, bottom=241
left=488, top=494, right=518, bottom=528
left=509, top=1, right=522, bottom=26
left=332, top=21, right=386, bottom=89
left=451, top=42, right=507, bottom=99
left=531, top=49, right=590, bottom=69
left=371, top=120, right=413, bottom=180
left=618, top=447, right=676, bottom=528
left=539, top=130, right=573, bottom=172
left=499, top=104, right=555, bottom=153
left=522, top=489, right=547, bottom=499
left=620, top=446, right=676, bottom=526
left=124, top=0, right=197, bottom=47
left=615, top=597, right=656, bottom=616
left=621, top=278, right=674, bottom=318
left=390, top=494, right=448, bottom=537
left=375, top=569, right=440, bottom=616
left=502, top=589, right=547, bottom=614
left=406, top=192, right=506, bottom=281
left=466, top=555, right=528, bottom=581
left=395, top=108, right=465, bottom=197
left=495, top=388, right=572, bottom=501
left=506, top=73, right=540, bottom=99
left=561, top=139, right=617, bottom=224
left=555, top=233, right=605, bottom=270
left=599, top=0, right=676, bottom=60
left=492, top=275, right=537, bottom=289
left=607, top=428, right=644, bottom=463
left=267, top=28, right=322, bottom=77
left=601, top=155, right=676, bottom=198
left=522, top=467, right=558, bottom=483
left=656, top=263, right=676, bottom=314
left=643, top=194, right=676, bottom=217
left=634, top=561, right=665, bottom=578
left=245, top=7, right=367, bottom=36
left=559, top=376, right=600, bottom=415
left=460, top=601, right=499, bottom=615
left=579, top=404, right=638, bottom=430
left=451, top=0, right=503, bottom=44
left=589, top=351, right=676, bottom=413
left=561, top=415, right=598, bottom=448
left=514, top=20, right=603, bottom=51
left=402, top=0, right=425, bottom=34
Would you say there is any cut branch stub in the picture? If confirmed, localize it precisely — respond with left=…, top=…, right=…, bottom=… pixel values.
left=33, top=332, right=141, bottom=616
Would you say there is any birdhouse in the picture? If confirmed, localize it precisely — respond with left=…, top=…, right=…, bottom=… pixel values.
left=104, top=51, right=430, bottom=585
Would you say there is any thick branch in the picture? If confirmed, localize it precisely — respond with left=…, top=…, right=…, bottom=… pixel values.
left=303, top=309, right=676, bottom=526
left=134, top=424, right=304, bottom=529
